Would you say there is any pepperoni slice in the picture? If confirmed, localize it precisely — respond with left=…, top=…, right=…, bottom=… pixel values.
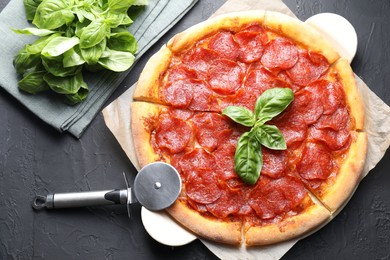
left=243, top=68, right=275, bottom=96
left=308, top=80, right=345, bottom=115
left=315, top=106, right=349, bottom=130
left=286, top=50, right=329, bottom=86
left=208, top=31, right=240, bottom=61
left=155, top=114, right=193, bottom=154
left=206, top=186, right=242, bottom=218
left=166, top=64, right=198, bottom=82
left=183, top=47, right=221, bottom=76
left=162, top=79, right=194, bottom=108
left=213, top=143, right=237, bottom=180
left=234, top=31, right=266, bottom=63
left=187, top=80, right=219, bottom=111
left=187, top=198, right=208, bottom=212
left=309, top=125, right=351, bottom=151
left=290, top=88, right=324, bottom=125
left=297, top=142, right=333, bottom=180
left=248, top=178, right=273, bottom=219
left=208, top=58, right=244, bottom=95
left=220, top=87, right=257, bottom=111
left=261, top=148, right=287, bottom=179
left=193, top=113, right=233, bottom=151
left=277, top=176, right=307, bottom=209
left=248, top=176, right=304, bottom=219
left=272, top=118, right=308, bottom=149
left=169, top=108, right=194, bottom=121
left=261, top=38, right=299, bottom=70
left=179, top=148, right=216, bottom=174
left=186, top=169, right=222, bottom=204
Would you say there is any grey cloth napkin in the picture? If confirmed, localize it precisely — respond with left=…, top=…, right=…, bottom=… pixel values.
left=0, top=0, right=198, bottom=138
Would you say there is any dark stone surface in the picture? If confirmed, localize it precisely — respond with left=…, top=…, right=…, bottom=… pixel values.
left=0, top=0, right=389, bottom=259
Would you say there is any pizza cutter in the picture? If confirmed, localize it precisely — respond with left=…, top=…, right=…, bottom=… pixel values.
left=32, top=162, right=181, bottom=216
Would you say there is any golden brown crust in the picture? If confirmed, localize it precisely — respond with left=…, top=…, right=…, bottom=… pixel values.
left=167, top=10, right=266, bottom=53
left=131, top=101, right=163, bottom=168
left=333, top=58, right=365, bottom=131
left=167, top=200, right=243, bottom=245
left=245, top=199, right=330, bottom=246
left=263, top=11, right=340, bottom=64
left=320, top=132, right=368, bottom=213
left=133, top=45, right=173, bottom=104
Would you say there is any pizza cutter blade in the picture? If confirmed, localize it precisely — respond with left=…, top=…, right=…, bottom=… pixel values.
left=32, top=162, right=181, bottom=213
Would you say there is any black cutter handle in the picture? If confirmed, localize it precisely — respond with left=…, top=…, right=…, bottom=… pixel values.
left=32, top=189, right=128, bottom=210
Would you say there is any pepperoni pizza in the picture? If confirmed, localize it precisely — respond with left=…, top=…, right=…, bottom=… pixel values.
left=130, top=11, right=367, bottom=246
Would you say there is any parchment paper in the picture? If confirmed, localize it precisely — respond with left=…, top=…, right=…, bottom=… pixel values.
left=102, top=0, right=390, bottom=259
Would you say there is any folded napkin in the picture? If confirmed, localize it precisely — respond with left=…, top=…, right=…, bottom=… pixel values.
left=0, top=0, right=198, bottom=138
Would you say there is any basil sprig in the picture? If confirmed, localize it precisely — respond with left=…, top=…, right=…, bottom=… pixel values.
left=12, top=0, right=148, bottom=104
left=222, top=88, right=294, bottom=185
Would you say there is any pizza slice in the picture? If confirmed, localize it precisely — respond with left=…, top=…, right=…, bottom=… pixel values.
left=290, top=59, right=367, bottom=213
left=244, top=174, right=330, bottom=246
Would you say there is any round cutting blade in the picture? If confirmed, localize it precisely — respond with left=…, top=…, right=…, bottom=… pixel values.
left=133, top=162, right=181, bottom=211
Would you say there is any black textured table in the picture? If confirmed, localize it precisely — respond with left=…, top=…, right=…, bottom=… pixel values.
left=1, top=0, right=389, bottom=259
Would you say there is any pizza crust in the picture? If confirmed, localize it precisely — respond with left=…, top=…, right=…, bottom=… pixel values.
left=263, top=11, right=340, bottom=64
left=131, top=101, right=163, bottom=167
left=245, top=196, right=330, bottom=246
left=167, top=200, right=243, bottom=245
left=320, top=131, right=368, bottom=213
left=333, top=58, right=365, bottom=130
left=133, top=45, right=173, bottom=104
left=167, top=10, right=266, bottom=53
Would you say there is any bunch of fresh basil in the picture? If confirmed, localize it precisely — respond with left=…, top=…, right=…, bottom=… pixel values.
left=12, top=0, right=148, bottom=104
left=222, top=88, right=294, bottom=185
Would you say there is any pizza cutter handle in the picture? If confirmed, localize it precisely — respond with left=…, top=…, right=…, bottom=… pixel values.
left=32, top=189, right=130, bottom=210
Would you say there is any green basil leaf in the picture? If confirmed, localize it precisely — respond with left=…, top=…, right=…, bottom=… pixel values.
left=105, top=12, right=133, bottom=28
left=33, top=0, right=75, bottom=29
left=222, top=106, right=256, bottom=127
left=63, top=46, right=85, bottom=67
left=18, top=70, right=49, bottom=94
left=79, top=19, right=109, bottom=48
left=98, top=48, right=134, bottom=72
left=25, top=33, right=61, bottom=54
left=128, top=5, right=146, bottom=20
left=234, top=132, right=263, bottom=185
left=108, top=0, right=136, bottom=14
left=41, top=36, right=80, bottom=57
left=80, top=38, right=106, bottom=64
left=42, top=55, right=81, bottom=77
left=23, top=0, right=42, bottom=21
left=44, top=72, right=84, bottom=95
left=74, top=7, right=96, bottom=23
left=65, top=80, right=89, bottom=105
left=108, top=31, right=137, bottom=53
left=12, top=27, right=56, bottom=36
left=255, top=88, right=294, bottom=125
left=254, top=124, right=287, bottom=150
left=75, top=20, right=91, bottom=38
left=13, top=47, right=41, bottom=74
